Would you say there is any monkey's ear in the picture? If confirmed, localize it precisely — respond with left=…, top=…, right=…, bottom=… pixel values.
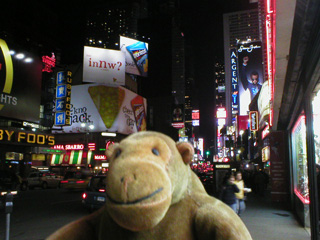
left=176, top=142, right=194, bottom=164
left=106, top=143, right=120, bottom=159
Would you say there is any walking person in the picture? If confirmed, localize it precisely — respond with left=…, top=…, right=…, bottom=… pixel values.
left=235, top=171, right=251, bottom=216
left=219, top=173, right=239, bottom=213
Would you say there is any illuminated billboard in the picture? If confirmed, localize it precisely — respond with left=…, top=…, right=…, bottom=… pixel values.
left=237, top=41, right=264, bottom=116
left=0, top=38, right=42, bottom=123
left=53, top=84, right=147, bottom=135
left=83, top=46, right=125, bottom=85
left=230, top=48, right=239, bottom=115
left=172, top=104, right=184, bottom=128
left=120, top=36, right=148, bottom=77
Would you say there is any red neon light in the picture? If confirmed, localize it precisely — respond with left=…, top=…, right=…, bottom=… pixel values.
left=292, top=115, right=306, bottom=134
left=265, top=0, right=276, bottom=126
left=262, top=124, right=270, bottom=139
left=88, top=143, right=96, bottom=150
left=106, top=141, right=115, bottom=150
left=94, top=155, right=107, bottom=160
left=99, top=189, right=106, bottom=192
left=42, top=53, right=56, bottom=72
left=294, top=189, right=309, bottom=204
left=192, top=110, right=200, bottom=120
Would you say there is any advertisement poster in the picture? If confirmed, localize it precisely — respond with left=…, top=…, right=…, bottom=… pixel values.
left=83, top=46, right=125, bottom=86
left=120, top=36, right=148, bottom=77
left=53, top=84, right=147, bottom=135
left=237, top=41, right=264, bottom=116
left=0, top=38, right=42, bottom=123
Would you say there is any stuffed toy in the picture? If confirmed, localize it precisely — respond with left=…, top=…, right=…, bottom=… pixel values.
left=47, top=131, right=252, bottom=240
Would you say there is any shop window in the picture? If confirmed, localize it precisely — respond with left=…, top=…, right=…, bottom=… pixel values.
left=312, top=91, right=320, bottom=166
left=291, top=114, right=309, bottom=204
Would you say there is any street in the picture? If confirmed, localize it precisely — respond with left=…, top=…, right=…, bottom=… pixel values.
left=0, top=188, right=89, bottom=240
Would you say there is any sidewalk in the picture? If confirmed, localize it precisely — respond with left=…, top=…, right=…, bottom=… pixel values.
left=241, top=192, right=311, bottom=240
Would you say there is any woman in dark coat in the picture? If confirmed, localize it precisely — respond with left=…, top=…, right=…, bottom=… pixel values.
left=219, top=173, right=240, bottom=213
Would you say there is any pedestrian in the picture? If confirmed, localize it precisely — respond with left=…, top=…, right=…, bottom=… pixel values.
left=234, top=171, right=251, bottom=216
left=219, top=173, right=239, bottom=213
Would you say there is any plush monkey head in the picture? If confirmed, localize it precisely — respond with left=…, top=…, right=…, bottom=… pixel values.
left=105, top=131, right=194, bottom=232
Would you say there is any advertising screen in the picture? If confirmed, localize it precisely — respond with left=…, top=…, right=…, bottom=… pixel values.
left=0, top=38, right=42, bottom=123
left=53, top=84, right=147, bottom=135
left=83, top=46, right=125, bottom=85
left=237, top=41, right=264, bottom=116
left=120, top=36, right=148, bottom=77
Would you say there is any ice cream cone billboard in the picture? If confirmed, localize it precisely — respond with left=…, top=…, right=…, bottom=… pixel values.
left=53, top=84, right=147, bottom=134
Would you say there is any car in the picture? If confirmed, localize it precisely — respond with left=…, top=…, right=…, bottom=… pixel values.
left=82, top=175, right=107, bottom=211
left=21, top=172, right=61, bottom=190
left=60, top=171, right=92, bottom=190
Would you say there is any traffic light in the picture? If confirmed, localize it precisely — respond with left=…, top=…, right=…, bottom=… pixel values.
left=206, top=151, right=210, bottom=155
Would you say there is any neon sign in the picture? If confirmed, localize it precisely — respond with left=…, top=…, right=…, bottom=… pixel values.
left=249, top=111, right=259, bottom=131
left=262, top=124, right=270, bottom=139
left=192, top=110, right=200, bottom=120
left=53, top=144, right=84, bottom=150
left=266, top=0, right=276, bottom=126
left=42, top=53, right=56, bottom=72
left=88, top=143, right=96, bottom=151
left=94, top=155, right=107, bottom=160
left=230, top=49, right=239, bottom=115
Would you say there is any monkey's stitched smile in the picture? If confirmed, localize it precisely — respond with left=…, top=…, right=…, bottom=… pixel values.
left=107, top=187, right=164, bottom=205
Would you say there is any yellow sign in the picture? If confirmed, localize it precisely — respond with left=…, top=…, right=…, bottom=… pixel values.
left=0, top=39, right=14, bottom=112
left=0, top=129, right=55, bottom=146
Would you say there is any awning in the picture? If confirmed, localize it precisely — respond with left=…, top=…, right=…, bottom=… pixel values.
left=51, top=154, right=64, bottom=165
left=50, top=150, right=92, bottom=166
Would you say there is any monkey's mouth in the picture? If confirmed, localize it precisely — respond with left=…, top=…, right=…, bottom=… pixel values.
left=107, top=187, right=163, bottom=205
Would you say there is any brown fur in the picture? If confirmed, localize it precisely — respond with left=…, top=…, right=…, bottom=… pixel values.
left=47, top=131, right=252, bottom=240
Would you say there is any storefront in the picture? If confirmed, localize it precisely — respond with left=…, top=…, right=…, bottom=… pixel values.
left=268, top=1, right=320, bottom=237
left=0, top=127, right=56, bottom=179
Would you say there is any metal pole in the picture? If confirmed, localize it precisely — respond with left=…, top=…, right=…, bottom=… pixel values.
left=5, top=213, right=10, bottom=240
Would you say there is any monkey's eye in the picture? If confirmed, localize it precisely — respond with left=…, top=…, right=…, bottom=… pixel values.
left=114, top=149, right=122, bottom=158
left=152, top=148, right=160, bottom=156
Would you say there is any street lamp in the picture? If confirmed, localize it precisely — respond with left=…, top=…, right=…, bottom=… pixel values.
left=80, top=122, right=95, bottom=169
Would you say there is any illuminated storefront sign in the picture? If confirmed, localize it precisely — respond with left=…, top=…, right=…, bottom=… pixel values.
left=216, top=164, right=230, bottom=169
left=266, top=0, right=276, bottom=126
left=249, top=111, right=259, bottom=131
left=55, top=71, right=72, bottom=126
left=42, top=53, right=56, bottom=72
left=217, top=108, right=227, bottom=119
left=262, top=146, right=270, bottom=162
left=192, top=110, right=200, bottom=120
left=0, top=129, right=55, bottom=145
left=262, top=124, right=270, bottom=139
left=88, top=143, right=96, bottom=151
left=230, top=49, right=239, bottom=115
left=53, top=144, right=84, bottom=150
left=94, top=155, right=107, bottom=160
left=172, top=122, right=185, bottom=128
